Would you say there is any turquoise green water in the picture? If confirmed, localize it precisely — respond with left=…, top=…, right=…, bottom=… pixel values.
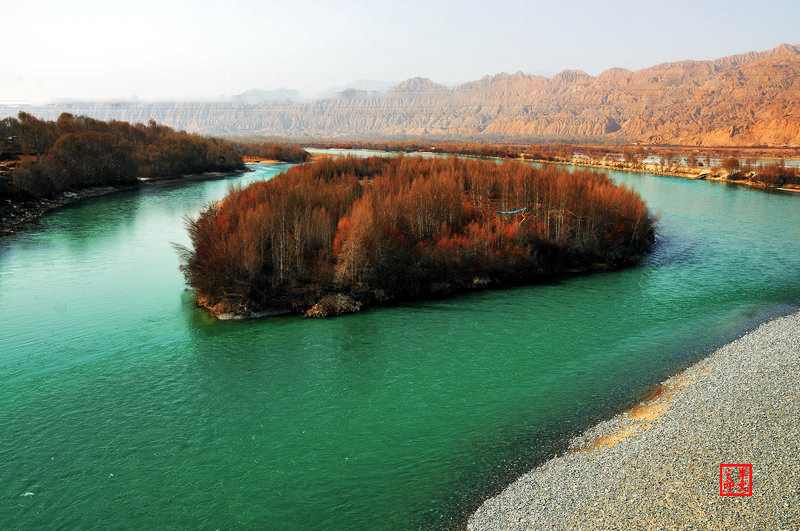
left=1, top=161, right=799, bottom=529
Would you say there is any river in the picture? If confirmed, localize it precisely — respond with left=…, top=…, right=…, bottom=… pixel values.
left=1, top=158, right=799, bottom=528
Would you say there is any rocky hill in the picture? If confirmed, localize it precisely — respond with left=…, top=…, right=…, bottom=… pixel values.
left=4, top=44, right=799, bottom=146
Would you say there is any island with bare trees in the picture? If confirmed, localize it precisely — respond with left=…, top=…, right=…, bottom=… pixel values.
left=179, top=156, right=655, bottom=318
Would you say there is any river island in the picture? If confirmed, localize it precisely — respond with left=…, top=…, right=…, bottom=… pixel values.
left=179, top=155, right=655, bottom=319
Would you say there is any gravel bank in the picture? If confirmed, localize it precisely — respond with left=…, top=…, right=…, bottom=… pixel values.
left=469, top=311, right=800, bottom=530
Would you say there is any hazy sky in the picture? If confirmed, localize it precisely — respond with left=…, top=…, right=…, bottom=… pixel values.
left=3, top=0, right=799, bottom=103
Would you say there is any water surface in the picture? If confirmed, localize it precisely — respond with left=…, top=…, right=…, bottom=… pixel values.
left=1, top=160, right=799, bottom=528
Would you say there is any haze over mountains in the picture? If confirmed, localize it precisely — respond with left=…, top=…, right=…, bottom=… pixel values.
left=4, top=44, right=799, bottom=146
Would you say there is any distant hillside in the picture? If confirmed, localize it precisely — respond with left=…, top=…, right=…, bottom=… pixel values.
left=231, top=88, right=301, bottom=104
left=4, top=44, right=799, bottom=146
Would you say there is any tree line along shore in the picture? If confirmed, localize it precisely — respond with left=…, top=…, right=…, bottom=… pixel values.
left=309, top=140, right=800, bottom=190
left=179, top=156, right=655, bottom=319
left=0, top=113, right=310, bottom=235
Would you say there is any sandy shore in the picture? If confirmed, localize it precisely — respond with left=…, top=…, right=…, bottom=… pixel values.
left=241, top=157, right=283, bottom=164
left=469, top=310, right=800, bottom=529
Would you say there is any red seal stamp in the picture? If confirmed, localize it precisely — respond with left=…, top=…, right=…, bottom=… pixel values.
left=720, top=464, right=752, bottom=496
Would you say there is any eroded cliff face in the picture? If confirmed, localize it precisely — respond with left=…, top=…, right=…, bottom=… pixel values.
left=5, top=44, right=799, bottom=146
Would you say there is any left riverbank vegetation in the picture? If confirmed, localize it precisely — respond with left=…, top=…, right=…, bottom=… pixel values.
left=0, top=113, right=313, bottom=200
left=1, top=113, right=244, bottom=198
left=0, top=113, right=313, bottom=233
left=179, top=155, right=655, bottom=318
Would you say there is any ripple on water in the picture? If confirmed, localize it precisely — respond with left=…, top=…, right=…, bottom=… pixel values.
left=1, top=162, right=799, bottom=528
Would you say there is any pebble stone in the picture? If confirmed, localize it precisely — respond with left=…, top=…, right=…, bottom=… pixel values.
left=468, top=311, right=800, bottom=530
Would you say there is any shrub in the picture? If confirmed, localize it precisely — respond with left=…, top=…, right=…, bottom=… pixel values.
left=181, top=156, right=656, bottom=316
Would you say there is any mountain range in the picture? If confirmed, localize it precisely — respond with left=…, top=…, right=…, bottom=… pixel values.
left=3, top=44, right=799, bottom=146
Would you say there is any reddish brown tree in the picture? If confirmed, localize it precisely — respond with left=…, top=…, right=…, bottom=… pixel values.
left=181, top=156, right=655, bottom=317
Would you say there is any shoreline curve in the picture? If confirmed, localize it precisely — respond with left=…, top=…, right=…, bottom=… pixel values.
left=469, top=309, right=800, bottom=529
left=0, top=168, right=251, bottom=238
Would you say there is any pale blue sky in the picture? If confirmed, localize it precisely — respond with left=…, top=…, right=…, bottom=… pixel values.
left=3, top=0, right=798, bottom=103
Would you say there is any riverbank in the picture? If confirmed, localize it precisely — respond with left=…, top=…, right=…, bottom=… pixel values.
left=241, top=156, right=284, bottom=164
left=539, top=156, right=800, bottom=192
left=327, top=147, right=800, bottom=192
left=480, top=152, right=800, bottom=191
left=468, top=310, right=800, bottom=529
left=0, top=169, right=249, bottom=237
left=545, top=157, right=710, bottom=179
